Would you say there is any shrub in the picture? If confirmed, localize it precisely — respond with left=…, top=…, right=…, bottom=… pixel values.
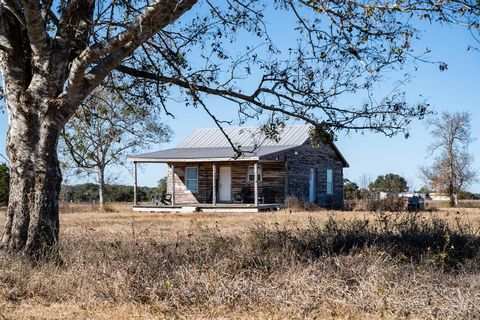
left=284, top=196, right=305, bottom=211
left=284, top=196, right=322, bottom=211
left=352, top=197, right=406, bottom=212
left=246, top=213, right=480, bottom=268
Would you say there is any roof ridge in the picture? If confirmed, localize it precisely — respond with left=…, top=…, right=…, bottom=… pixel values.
left=175, top=145, right=299, bottom=149
left=191, top=124, right=310, bottom=131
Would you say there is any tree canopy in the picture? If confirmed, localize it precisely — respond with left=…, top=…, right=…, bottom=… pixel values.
left=369, top=173, right=408, bottom=193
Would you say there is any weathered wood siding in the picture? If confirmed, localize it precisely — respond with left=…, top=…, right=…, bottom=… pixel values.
left=167, top=162, right=285, bottom=204
left=231, top=162, right=286, bottom=203
left=166, top=163, right=213, bottom=204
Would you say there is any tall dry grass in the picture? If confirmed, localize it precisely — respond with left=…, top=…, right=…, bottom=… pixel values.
left=0, top=205, right=480, bottom=319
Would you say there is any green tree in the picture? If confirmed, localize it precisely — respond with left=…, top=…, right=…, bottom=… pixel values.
left=0, top=163, right=9, bottom=206
left=369, top=174, right=408, bottom=193
left=1, top=1, right=478, bottom=257
left=344, top=179, right=360, bottom=200
left=158, top=177, right=168, bottom=196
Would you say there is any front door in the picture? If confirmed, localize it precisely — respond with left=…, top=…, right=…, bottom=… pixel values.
left=218, top=166, right=232, bottom=202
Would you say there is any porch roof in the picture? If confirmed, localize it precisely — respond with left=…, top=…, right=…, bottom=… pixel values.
left=127, top=145, right=296, bottom=163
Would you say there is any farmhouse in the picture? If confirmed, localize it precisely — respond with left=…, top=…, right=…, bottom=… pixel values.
left=128, top=125, right=349, bottom=212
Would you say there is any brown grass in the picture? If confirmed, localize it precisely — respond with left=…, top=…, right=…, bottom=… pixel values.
left=0, top=204, right=480, bottom=319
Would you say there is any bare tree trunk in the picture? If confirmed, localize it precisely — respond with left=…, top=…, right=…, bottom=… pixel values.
left=98, top=166, right=105, bottom=210
left=449, top=195, right=456, bottom=208
left=1, top=101, right=62, bottom=258
left=449, top=173, right=456, bottom=207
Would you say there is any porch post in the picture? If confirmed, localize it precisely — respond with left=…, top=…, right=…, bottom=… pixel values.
left=212, top=163, right=217, bottom=206
left=133, top=162, right=138, bottom=206
left=171, top=164, right=176, bottom=206
left=254, top=162, right=259, bottom=207
left=284, top=161, right=289, bottom=198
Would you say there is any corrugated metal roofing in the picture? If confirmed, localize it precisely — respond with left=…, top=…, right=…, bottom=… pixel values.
left=176, top=125, right=310, bottom=148
left=129, top=145, right=297, bottom=162
left=129, top=146, right=295, bottom=161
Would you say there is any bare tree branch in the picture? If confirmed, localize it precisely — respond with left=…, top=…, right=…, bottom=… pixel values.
left=60, top=0, right=198, bottom=111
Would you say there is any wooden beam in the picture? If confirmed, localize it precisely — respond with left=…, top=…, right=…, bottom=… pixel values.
left=133, top=162, right=138, bottom=206
left=254, top=162, right=259, bottom=207
left=171, top=164, right=176, bottom=206
left=127, top=158, right=284, bottom=163
left=127, top=157, right=262, bottom=163
left=212, top=163, right=217, bottom=206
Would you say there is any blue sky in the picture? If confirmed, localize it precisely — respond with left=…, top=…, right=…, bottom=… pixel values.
left=0, top=8, right=479, bottom=192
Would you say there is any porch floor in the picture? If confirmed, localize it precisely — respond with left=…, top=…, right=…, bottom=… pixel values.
left=133, top=203, right=283, bottom=213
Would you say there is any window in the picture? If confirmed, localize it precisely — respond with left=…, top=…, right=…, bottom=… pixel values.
left=185, top=167, right=198, bottom=192
left=327, top=169, right=334, bottom=195
left=247, top=166, right=262, bottom=182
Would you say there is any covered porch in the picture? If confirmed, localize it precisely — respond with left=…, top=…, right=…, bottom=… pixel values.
left=130, top=159, right=287, bottom=213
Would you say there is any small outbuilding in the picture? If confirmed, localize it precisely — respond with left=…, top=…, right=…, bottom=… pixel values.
left=128, top=125, right=349, bottom=212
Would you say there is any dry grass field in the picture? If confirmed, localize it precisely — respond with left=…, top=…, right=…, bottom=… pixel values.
left=0, top=204, right=480, bottom=319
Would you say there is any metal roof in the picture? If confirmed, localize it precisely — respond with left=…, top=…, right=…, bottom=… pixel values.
left=128, top=145, right=297, bottom=162
left=128, top=124, right=349, bottom=166
left=176, top=125, right=310, bottom=148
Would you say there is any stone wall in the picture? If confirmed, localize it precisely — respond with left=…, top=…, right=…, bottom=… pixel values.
left=264, top=142, right=345, bottom=208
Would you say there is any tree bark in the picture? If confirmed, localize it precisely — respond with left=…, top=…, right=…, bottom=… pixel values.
left=449, top=184, right=456, bottom=208
left=1, top=100, right=63, bottom=258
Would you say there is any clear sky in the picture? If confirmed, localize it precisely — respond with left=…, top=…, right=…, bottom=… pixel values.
left=0, top=8, right=479, bottom=192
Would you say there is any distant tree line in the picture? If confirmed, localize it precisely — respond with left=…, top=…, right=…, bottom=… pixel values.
left=1, top=164, right=168, bottom=205
left=60, top=183, right=160, bottom=203
left=345, top=173, right=479, bottom=201
left=344, top=173, right=409, bottom=200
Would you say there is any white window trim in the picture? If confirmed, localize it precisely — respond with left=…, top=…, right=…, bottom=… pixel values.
left=185, top=166, right=199, bottom=193
left=246, top=166, right=263, bottom=182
